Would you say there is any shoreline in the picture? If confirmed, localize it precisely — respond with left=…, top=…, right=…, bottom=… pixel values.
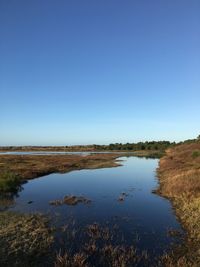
left=0, top=150, right=161, bottom=182
left=156, top=142, right=200, bottom=265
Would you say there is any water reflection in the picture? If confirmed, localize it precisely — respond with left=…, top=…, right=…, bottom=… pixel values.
left=0, top=185, right=24, bottom=211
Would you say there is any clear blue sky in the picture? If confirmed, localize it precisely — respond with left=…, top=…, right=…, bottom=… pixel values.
left=0, top=0, right=200, bottom=145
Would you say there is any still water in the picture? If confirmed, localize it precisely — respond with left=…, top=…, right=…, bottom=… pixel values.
left=6, top=157, right=182, bottom=257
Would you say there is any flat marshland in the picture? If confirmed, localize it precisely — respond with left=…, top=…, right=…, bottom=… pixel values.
left=0, top=153, right=121, bottom=181
left=0, top=143, right=199, bottom=266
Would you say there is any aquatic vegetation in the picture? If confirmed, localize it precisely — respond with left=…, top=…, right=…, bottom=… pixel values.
left=55, top=251, right=88, bottom=267
left=54, top=222, right=149, bottom=267
left=49, top=195, right=91, bottom=206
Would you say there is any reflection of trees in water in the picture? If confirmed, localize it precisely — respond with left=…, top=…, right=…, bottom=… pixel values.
left=0, top=185, right=24, bottom=211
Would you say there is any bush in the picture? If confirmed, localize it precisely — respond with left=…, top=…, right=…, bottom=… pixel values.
left=192, top=150, right=200, bottom=159
left=0, top=171, right=21, bottom=193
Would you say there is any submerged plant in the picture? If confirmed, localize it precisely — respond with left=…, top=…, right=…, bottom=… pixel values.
left=55, top=251, right=88, bottom=267
left=54, top=222, right=149, bottom=267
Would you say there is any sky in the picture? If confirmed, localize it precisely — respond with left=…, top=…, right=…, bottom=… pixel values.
left=0, top=0, right=200, bottom=146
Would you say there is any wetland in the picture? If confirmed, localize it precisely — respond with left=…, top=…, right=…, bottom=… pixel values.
left=0, top=154, right=184, bottom=266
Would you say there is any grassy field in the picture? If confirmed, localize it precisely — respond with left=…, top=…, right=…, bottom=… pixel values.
left=157, top=142, right=200, bottom=266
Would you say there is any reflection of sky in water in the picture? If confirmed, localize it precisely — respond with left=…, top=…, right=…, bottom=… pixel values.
left=9, top=157, right=182, bottom=256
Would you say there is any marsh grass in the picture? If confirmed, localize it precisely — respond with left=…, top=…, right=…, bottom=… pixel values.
left=0, top=212, right=151, bottom=267
left=49, top=195, right=91, bottom=206
left=157, top=142, right=200, bottom=266
left=0, top=211, right=53, bottom=267
left=0, top=153, right=122, bottom=181
left=0, top=170, right=22, bottom=194
left=54, top=222, right=149, bottom=267
left=0, top=211, right=182, bottom=266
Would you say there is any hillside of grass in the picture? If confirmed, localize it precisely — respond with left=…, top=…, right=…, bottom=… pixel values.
left=157, top=141, right=200, bottom=266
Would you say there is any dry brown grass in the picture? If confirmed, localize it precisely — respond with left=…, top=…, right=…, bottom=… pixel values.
left=157, top=142, right=200, bottom=266
left=0, top=211, right=53, bottom=267
left=0, top=153, right=122, bottom=182
left=157, top=142, right=200, bottom=200
left=49, top=195, right=91, bottom=206
left=55, top=251, right=88, bottom=267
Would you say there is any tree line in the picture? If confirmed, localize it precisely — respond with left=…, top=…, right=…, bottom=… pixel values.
left=93, top=141, right=173, bottom=151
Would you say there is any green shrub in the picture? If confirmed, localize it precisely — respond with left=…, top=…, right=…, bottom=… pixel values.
left=0, top=171, right=21, bottom=193
left=192, top=150, right=200, bottom=159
